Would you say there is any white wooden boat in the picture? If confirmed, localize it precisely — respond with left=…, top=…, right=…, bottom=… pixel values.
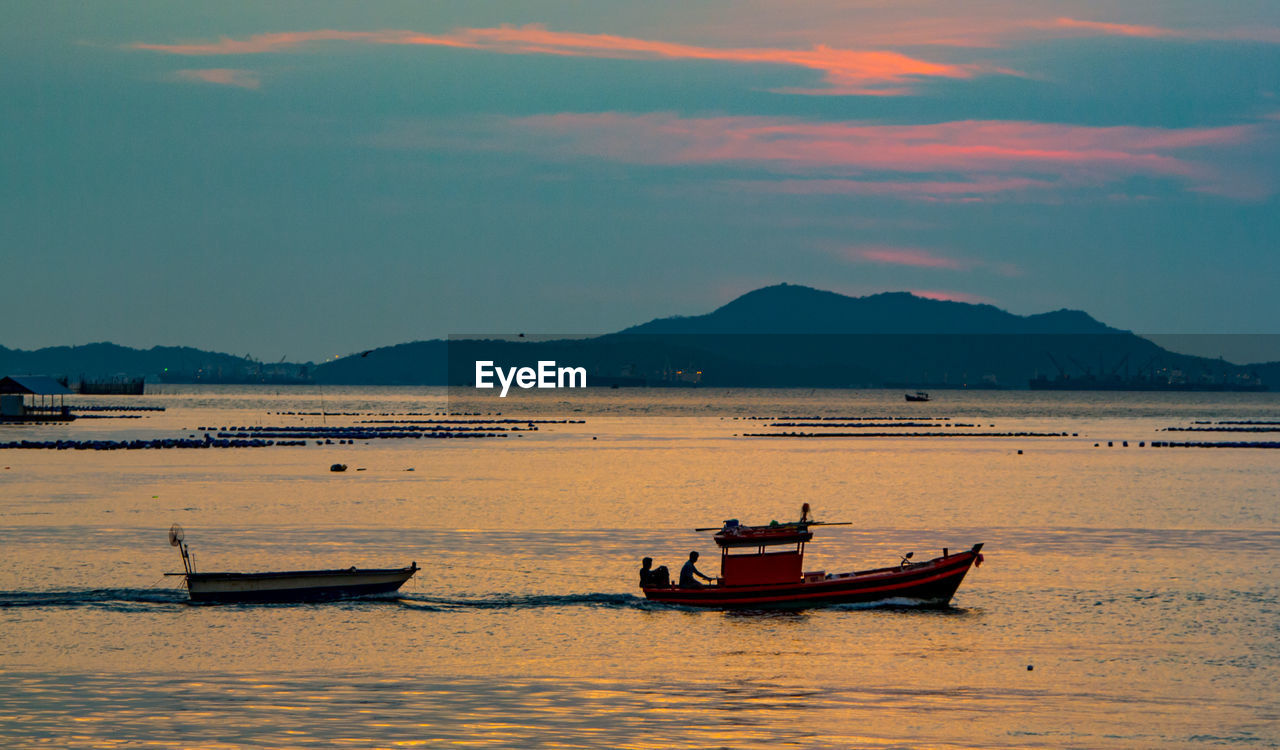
left=166, top=525, right=417, bottom=603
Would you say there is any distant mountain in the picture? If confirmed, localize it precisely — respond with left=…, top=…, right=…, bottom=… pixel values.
left=0, top=343, right=311, bottom=384
left=623, top=284, right=1118, bottom=335
left=311, top=286, right=1271, bottom=389
left=4, top=286, right=1274, bottom=389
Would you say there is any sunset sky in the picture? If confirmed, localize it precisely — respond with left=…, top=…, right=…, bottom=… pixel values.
left=3, top=1, right=1278, bottom=361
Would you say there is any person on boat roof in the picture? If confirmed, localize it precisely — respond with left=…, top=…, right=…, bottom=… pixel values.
left=679, top=551, right=716, bottom=588
left=639, top=557, right=670, bottom=587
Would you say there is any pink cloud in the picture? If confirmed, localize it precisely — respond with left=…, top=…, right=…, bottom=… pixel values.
left=1026, top=17, right=1280, bottom=44
left=909, top=289, right=994, bottom=304
left=848, top=247, right=968, bottom=270
left=132, top=30, right=429, bottom=55
left=478, top=113, right=1262, bottom=198
left=694, top=10, right=1280, bottom=49
left=169, top=68, right=260, bottom=89
left=1028, top=17, right=1182, bottom=39
left=128, top=25, right=997, bottom=95
left=510, top=113, right=1247, bottom=172
left=732, top=176, right=1058, bottom=202
left=840, top=246, right=1022, bottom=277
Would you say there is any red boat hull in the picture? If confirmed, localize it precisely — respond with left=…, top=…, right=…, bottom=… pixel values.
left=642, top=545, right=982, bottom=609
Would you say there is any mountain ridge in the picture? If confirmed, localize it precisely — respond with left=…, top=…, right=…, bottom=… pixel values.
left=622, top=285, right=1119, bottom=336
left=2, top=286, right=1275, bottom=387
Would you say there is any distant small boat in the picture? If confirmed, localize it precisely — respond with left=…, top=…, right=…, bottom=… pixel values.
left=165, top=525, right=417, bottom=603
left=905, top=391, right=930, bottom=402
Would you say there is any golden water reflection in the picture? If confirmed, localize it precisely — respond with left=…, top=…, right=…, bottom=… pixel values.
left=0, top=388, right=1276, bottom=747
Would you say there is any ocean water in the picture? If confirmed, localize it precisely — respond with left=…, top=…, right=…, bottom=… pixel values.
left=1, top=386, right=1277, bottom=748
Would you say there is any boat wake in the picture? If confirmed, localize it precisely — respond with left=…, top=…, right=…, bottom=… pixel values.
left=825, top=596, right=971, bottom=612
left=398, top=592, right=655, bottom=611
left=402, top=593, right=975, bottom=614
left=0, top=588, right=657, bottom=612
left=0, top=588, right=188, bottom=611
left=0, top=589, right=972, bottom=613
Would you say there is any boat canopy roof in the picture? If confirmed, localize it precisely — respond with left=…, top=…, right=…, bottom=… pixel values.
left=714, top=522, right=813, bottom=548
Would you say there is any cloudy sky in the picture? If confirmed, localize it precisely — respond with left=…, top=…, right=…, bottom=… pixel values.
left=3, top=1, right=1278, bottom=361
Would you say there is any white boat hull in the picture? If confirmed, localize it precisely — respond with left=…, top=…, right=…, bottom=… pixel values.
left=184, top=565, right=418, bottom=603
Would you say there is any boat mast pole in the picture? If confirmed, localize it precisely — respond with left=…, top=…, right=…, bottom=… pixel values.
left=179, top=540, right=194, bottom=575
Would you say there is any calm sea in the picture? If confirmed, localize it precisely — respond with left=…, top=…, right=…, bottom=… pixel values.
left=1, top=386, right=1277, bottom=748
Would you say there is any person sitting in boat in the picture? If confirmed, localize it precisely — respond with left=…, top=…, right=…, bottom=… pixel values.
left=639, top=557, right=670, bottom=587
left=679, top=551, right=716, bottom=588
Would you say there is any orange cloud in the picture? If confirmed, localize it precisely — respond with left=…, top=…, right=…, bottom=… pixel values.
left=128, top=25, right=995, bottom=95
left=169, top=68, right=260, bottom=89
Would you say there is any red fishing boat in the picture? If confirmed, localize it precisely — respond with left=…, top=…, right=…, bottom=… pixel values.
left=641, top=519, right=983, bottom=609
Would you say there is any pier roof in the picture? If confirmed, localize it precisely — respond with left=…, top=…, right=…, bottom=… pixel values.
left=0, top=376, right=73, bottom=395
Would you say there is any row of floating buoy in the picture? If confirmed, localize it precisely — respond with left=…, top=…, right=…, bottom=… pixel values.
left=1164, top=426, right=1280, bottom=433
left=769, top=422, right=979, bottom=428
left=0, top=430, right=518, bottom=450
left=202, top=424, right=521, bottom=434
left=356, top=418, right=583, bottom=425
left=68, top=405, right=166, bottom=412
left=741, top=431, right=1072, bottom=438
left=738, top=415, right=953, bottom=421
left=214, top=430, right=506, bottom=440
left=1094, top=440, right=1280, bottom=449
left=0, top=437, right=293, bottom=451
left=272, top=411, right=502, bottom=417
left=1149, top=441, right=1280, bottom=449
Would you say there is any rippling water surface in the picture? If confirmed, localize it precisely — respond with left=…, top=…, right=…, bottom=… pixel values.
left=1, top=387, right=1277, bottom=748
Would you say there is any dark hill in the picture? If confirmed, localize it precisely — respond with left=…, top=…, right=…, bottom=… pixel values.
left=4, top=286, right=1270, bottom=389
left=623, top=285, right=1117, bottom=335
left=0, top=343, right=253, bottom=379
left=0, top=343, right=311, bottom=384
left=311, top=285, right=1259, bottom=388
